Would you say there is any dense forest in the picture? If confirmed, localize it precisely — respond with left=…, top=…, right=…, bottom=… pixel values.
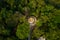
left=0, top=0, right=60, bottom=40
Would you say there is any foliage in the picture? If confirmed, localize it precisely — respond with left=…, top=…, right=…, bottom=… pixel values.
left=16, top=16, right=30, bottom=39
left=0, top=0, right=60, bottom=40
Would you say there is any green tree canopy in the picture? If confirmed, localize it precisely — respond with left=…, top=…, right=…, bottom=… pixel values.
left=0, top=0, right=60, bottom=40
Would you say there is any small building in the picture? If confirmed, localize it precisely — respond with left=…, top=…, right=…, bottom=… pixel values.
left=28, top=17, right=36, bottom=26
left=38, top=37, right=45, bottom=40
